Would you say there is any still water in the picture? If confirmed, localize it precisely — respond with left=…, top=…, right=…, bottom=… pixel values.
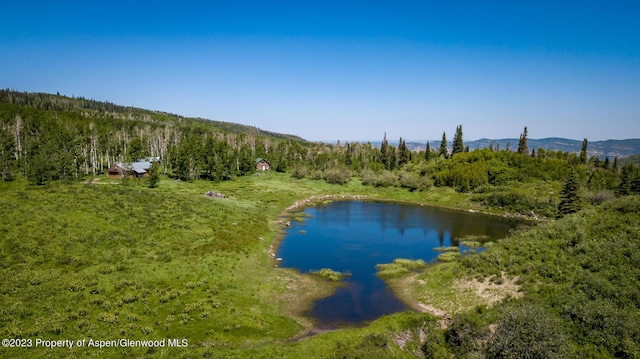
left=277, top=201, right=515, bottom=328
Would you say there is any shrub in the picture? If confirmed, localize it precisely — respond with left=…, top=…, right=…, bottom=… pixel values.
left=485, top=302, right=569, bottom=359
left=360, top=169, right=398, bottom=187
left=477, top=190, right=557, bottom=217
left=323, top=167, right=351, bottom=185
left=584, top=190, right=615, bottom=205
left=309, top=170, right=323, bottom=180
left=445, top=312, right=489, bottom=356
left=290, top=165, right=309, bottom=179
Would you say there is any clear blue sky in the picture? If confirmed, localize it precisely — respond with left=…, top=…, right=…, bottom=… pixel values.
left=1, top=1, right=639, bottom=142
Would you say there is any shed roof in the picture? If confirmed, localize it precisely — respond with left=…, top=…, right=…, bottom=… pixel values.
left=116, top=161, right=151, bottom=174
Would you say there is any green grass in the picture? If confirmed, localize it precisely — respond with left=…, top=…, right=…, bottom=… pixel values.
left=309, top=268, right=350, bottom=281
left=459, top=240, right=482, bottom=248
left=1, top=172, right=476, bottom=358
left=437, top=252, right=462, bottom=262
left=376, top=259, right=427, bottom=278
left=4, top=172, right=632, bottom=358
left=433, top=246, right=460, bottom=252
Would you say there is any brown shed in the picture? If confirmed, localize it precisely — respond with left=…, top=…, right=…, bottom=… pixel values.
left=255, top=158, right=271, bottom=171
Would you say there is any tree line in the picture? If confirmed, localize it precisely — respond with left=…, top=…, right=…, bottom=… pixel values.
left=1, top=90, right=639, bottom=215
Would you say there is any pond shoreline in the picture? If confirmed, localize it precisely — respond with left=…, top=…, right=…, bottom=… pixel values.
left=271, top=193, right=527, bottom=338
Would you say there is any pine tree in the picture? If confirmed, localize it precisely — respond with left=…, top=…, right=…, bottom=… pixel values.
left=452, top=125, right=464, bottom=157
left=147, top=161, right=160, bottom=188
left=380, top=133, right=390, bottom=170
left=631, top=176, right=640, bottom=195
left=345, top=142, right=352, bottom=166
left=438, top=132, right=448, bottom=158
left=389, top=145, right=397, bottom=170
left=579, top=138, right=588, bottom=164
left=617, top=163, right=634, bottom=196
left=397, top=137, right=409, bottom=166
left=603, top=156, right=610, bottom=169
left=517, top=126, right=528, bottom=155
left=558, top=171, right=581, bottom=217
left=425, top=141, right=432, bottom=161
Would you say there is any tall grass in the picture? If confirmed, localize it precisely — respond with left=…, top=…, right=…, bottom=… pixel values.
left=376, top=259, right=427, bottom=278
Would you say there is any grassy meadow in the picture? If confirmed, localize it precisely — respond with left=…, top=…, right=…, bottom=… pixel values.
left=0, top=172, right=476, bottom=358
left=2, top=171, right=638, bottom=358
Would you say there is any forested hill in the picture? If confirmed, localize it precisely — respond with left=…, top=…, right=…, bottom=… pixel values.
left=0, top=90, right=306, bottom=142
left=0, top=89, right=311, bottom=184
left=407, top=137, right=640, bottom=159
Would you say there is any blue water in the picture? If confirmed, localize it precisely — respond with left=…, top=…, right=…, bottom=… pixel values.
left=277, top=201, right=515, bottom=328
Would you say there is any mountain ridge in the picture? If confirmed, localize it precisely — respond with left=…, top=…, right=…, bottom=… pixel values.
left=398, top=138, right=640, bottom=159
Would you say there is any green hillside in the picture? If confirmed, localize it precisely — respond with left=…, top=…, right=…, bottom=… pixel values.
left=1, top=90, right=640, bottom=358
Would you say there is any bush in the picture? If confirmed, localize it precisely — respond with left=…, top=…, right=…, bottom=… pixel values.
left=398, top=170, right=430, bottom=191
left=323, top=167, right=351, bottom=185
left=446, top=312, right=489, bottom=356
left=477, top=190, right=557, bottom=217
left=290, top=165, right=309, bottom=179
left=584, top=190, right=615, bottom=205
left=309, top=170, right=323, bottom=180
left=434, top=161, right=488, bottom=192
left=485, top=301, right=569, bottom=359
left=361, top=170, right=398, bottom=187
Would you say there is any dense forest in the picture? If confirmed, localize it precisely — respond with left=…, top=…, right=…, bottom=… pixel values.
left=1, top=89, right=639, bottom=217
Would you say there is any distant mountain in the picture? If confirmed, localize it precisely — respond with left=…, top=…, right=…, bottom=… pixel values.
left=404, top=138, right=640, bottom=159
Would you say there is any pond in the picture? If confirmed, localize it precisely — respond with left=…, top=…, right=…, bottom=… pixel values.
left=277, top=200, right=517, bottom=329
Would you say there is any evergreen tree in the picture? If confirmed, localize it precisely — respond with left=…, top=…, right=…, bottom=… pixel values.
left=147, top=161, right=160, bottom=188
left=438, top=132, right=448, bottom=158
left=345, top=142, right=352, bottom=166
left=389, top=145, right=397, bottom=170
left=617, top=163, right=634, bottom=196
left=425, top=141, right=432, bottom=161
left=517, top=126, right=528, bottom=155
left=397, top=138, right=410, bottom=166
left=452, top=125, right=464, bottom=157
left=603, top=156, right=610, bottom=169
left=613, top=157, right=618, bottom=171
left=380, top=133, right=390, bottom=169
left=579, top=138, right=588, bottom=164
left=558, top=171, right=581, bottom=217
left=631, top=175, right=640, bottom=195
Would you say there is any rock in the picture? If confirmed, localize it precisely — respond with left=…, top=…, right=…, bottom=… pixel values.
left=204, top=190, right=226, bottom=198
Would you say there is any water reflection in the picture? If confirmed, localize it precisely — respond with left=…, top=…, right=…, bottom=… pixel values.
left=277, top=201, right=515, bottom=328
